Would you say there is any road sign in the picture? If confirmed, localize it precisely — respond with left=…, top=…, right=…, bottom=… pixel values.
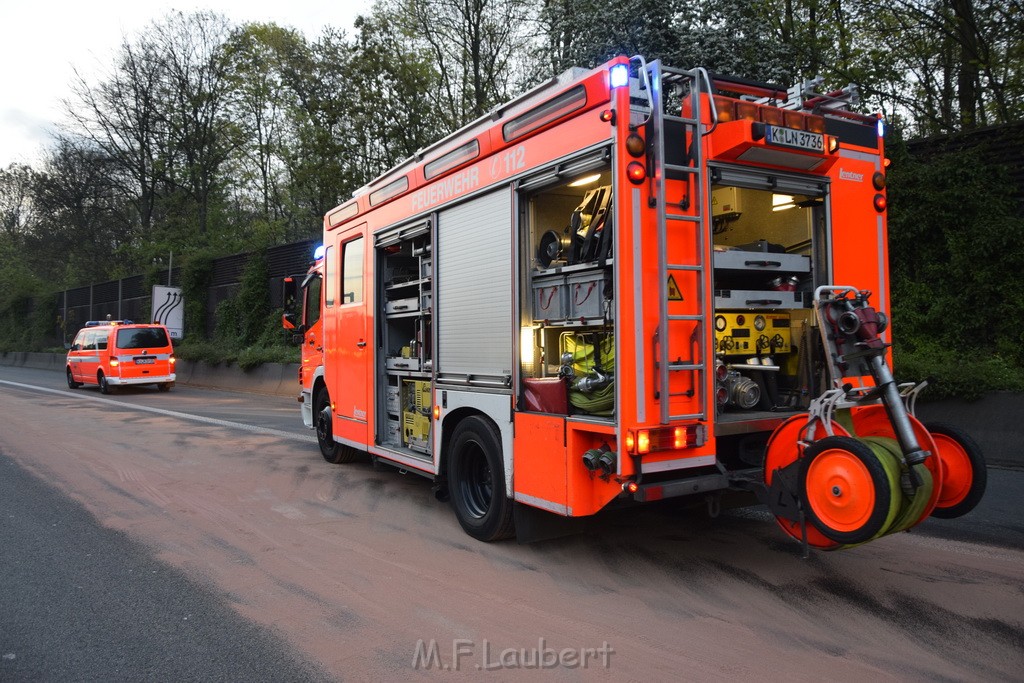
left=152, top=286, right=184, bottom=339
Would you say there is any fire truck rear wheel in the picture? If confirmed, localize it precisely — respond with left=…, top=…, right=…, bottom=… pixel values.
left=924, top=422, right=987, bottom=519
left=98, top=372, right=115, bottom=395
left=66, top=369, right=80, bottom=389
left=315, top=388, right=357, bottom=464
left=448, top=416, right=515, bottom=542
left=157, top=382, right=172, bottom=392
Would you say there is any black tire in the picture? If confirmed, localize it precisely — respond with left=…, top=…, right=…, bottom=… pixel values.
left=448, top=416, right=515, bottom=542
left=799, top=436, right=892, bottom=545
left=66, top=368, right=81, bottom=389
left=924, top=422, right=987, bottom=519
left=314, top=388, right=357, bottom=464
left=157, top=383, right=172, bottom=392
left=98, top=372, right=114, bottom=395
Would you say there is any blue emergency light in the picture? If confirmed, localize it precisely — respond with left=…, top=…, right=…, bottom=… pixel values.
left=610, top=64, right=629, bottom=89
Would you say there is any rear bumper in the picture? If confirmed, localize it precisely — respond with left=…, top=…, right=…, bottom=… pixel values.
left=108, top=373, right=176, bottom=386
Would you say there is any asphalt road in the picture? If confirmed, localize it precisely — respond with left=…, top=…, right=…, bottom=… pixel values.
left=1, top=365, right=1022, bottom=680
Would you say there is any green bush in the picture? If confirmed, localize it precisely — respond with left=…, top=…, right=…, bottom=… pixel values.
left=893, top=342, right=1024, bottom=401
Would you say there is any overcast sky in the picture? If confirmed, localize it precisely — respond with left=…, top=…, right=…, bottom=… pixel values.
left=0, top=0, right=372, bottom=169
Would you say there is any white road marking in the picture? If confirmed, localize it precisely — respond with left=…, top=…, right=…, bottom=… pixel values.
left=0, top=379, right=316, bottom=444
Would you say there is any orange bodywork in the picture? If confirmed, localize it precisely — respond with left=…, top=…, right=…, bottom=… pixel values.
left=312, top=55, right=892, bottom=522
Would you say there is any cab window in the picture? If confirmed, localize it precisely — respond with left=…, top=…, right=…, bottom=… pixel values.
left=72, top=332, right=86, bottom=351
left=83, top=332, right=97, bottom=351
left=341, top=237, right=364, bottom=304
left=116, top=327, right=170, bottom=350
left=304, top=276, right=322, bottom=327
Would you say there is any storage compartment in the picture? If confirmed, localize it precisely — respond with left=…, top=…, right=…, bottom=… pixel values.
left=713, top=250, right=810, bottom=273
left=532, top=274, right=568, bottom=322
left=385, top=297, right=419, bottom=314
left=566, top=269, right=610, bottom=320
left=714, top=289, right=804, bottom=309
left=386, top=356, right=421, bottom=371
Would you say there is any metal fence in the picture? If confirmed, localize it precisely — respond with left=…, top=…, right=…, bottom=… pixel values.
left=53, top=239, right=317, bottom=345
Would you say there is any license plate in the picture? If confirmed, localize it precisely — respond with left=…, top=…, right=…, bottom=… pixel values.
left=765, top=126, right=824, bottom=152
left=135, top=358, right=155, bottom=365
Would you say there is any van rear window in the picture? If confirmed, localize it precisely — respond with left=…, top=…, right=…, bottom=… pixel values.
left=117, top=328, right=169, bottom=349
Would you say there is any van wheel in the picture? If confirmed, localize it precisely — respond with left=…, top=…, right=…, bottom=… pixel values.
left=448, top=416, right=515, bottom=542
left=66, top=369, right=81, bottom=389
left=98, top=372, right=114, bottom=395
left=314, top=388, right=357, bottom=464
left=158, top=383, right=172, bottom=392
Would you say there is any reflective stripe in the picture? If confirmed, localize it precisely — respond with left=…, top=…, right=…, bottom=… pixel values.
left=116, top=353, right=173, bottom=361
left=514, top=491, right=570, bottom=516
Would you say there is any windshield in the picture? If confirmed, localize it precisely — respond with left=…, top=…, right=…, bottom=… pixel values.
left=116, top=327, right=169, bottom=350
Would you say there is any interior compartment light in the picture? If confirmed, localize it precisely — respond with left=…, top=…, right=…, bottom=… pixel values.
left=610, top=64, right=629, bottom=88
left=568, top=174, right=601, bottom=188
left=772, top=194, right=796, bottom=211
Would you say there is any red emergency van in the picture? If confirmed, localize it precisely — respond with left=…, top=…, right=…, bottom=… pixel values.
left=66, top=320, right=176, bottom=393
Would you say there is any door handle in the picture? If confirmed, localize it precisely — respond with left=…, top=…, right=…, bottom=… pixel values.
left=357, top=341, right=367, bottom=347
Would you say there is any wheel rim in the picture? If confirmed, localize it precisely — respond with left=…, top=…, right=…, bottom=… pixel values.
left=932, top=433, right=973, bottom=508
left=456, top=440, right=492, bottom=520
left=316, top=405, right=332, bottom=446
left=805, top=447, right=877, bottom=533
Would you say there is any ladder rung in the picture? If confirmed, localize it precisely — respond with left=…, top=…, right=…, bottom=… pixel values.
left=668, top=363, right=705, bottom=371
left=665, top=164, right=698, bottom=174
left=667, top=264, right=702, bottom=271
left=668, top=314, right=704, bottom=322
left=670, top=413, right=706, bottom=421
left=664, top=114, right=699, bottom=126
left=666, top=214, right=701, bottom=222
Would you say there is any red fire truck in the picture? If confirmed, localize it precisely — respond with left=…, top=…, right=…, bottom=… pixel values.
left=289, top=55, right=985, bottom=550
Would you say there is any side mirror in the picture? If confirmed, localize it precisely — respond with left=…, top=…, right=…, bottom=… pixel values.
left=282, top=312, right=297, bottom=330
left=64, top=342, right=72, bottom=350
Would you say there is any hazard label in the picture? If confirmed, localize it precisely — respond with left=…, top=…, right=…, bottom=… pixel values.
left=667, top=275, right=683, bottom=301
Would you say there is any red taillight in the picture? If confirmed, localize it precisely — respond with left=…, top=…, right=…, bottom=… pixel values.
left=626, top=161, right=646, bottom=184
left=873, top=194, right=887, bottom=212
left=599, top=109, right=614, bottom=123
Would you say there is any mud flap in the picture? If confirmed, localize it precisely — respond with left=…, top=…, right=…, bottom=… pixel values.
left=514, top=502, right=589, bottom=544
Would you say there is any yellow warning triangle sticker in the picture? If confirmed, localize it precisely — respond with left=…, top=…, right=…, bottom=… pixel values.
left=667, top=275, right=684, bottom=301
